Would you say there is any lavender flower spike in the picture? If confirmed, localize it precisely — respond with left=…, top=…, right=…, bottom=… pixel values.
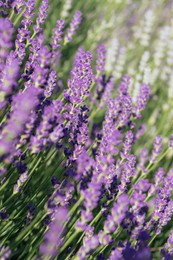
left=0, top=87, right=39, bottom=157
left=0, top=18, right=14, bottom=72
left=121, top=130, right=134, bottom=158
left=34, top=0, right=49, bottom=34
left=150, top=135, right=162, bottom=163
left=44, top=71, right=57, bottom=98
left=64, top=11, right=82, bottom=43
left=135, top=83, right=150, bottom=118
left=64, top=48, right=93, bottom=104
left=96, top=44, right=106, bottom=74
left=0, top=51, right=20, bottom=103
left=40, top=207, right=68, bottom=258
left=51, top=19, right=65, bottom=51
left=164, top=230, right=173, bottom=254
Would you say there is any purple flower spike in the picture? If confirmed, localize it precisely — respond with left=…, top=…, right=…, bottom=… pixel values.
left=13, top=171, right=28, bottom=194
left=0, top=246, right=11, bottom=259
left=135, top=124, right=146, bottom=141
left=137, top=148, right=148, bottom=173
left=154, top=168, right=165, bottom=186
left=109, top=248, right=123, bottom=260
left=135, top=83, right=150, bottom=118
left=114, top=75, right=133, bottom=127
left=44, top=71, right=57, bottom=98
left=0, top=87, right=39, bottom=157
left=119, top=154, right=136, bottom=193
left=64, top=11, right=82, bottom=43
left=150, top=135, right=162, bottom=163
left=64, top=48, right=93, bottom=104
left=51, top=19, right=65, bottom=67
left=12, top=0, right=24, bottom=13
left=121, top=130, right=134, bottom=158
left=111, top=194, right=129, bottom=224
left=40, top=207, right=68, bottom=258
left=22, top=0, right=35, bottom=27
left=0, top=18, right=14, bottom=72
left=51, top=19, right=65, bottom=51
left=147, top=174, right=173, bottom=233
left=15, top=1, right=36, bottom=60
left=77, top=235, right=99, bottom=259
left=96, top=44, right=106, bottom=74
left=168, top=134, right=173, bottom=148
left=164, top=230, right=173, bottom=254
left=34, top=0, right=49, bottom=34
left=29, top=99, right=63, bottom=153
left=0, top=51, right=20, bottom=103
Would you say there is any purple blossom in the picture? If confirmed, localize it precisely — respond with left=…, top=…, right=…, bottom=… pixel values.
left=121, top=130, right=134, bottom=158
left=78, top=195, right=129, bottom=259
left=119, top=154, right=136, bottom=193
left=133, top=179, right=150, bottom=193
left=23, top=34, right=46, bottom=85
left=47, top=182, right=74, bottom=212
left=64, top=11, right=82, bottom=43
left=77, top=235, right=99, bottom=260
left=34, top=0, right=49, bottom=34
left=109, top=248, right=123, bottom=260
left=22, top=0, right=35, bottom=27
left=164, top=230, right=173, bottom=254
left=137, top=148, right=148, bottom=173
left=130, top=181, right=150, bottom=238
left=114, top=75, right=133, bottom=127
left=29, top=100, right=63, bottom=153
left=13, top=171, right=28, bottom=194
left=0, top=246, right=11, bottom=259
left=154, top=168, right=165, bottom=186
left=168, top=134, right=173, bottom=148
left=40, top=207, right=68, bottom=258
left=51, top=19, right=65, bottom=51
left=100, top=77, right=114, bottom=106
left=104, top=194, right=129, bottom=233
left=14, top=0, right=36, bottom=60
left=44, top=71, right=57, bottom=98
left=150, top=135, right=162, bottom=163
left=0, top=87, right=39, bottom=157
left=111, top=194, right=129, bottom=224
left=0, top=18, right=14, bottom=72
left=12, top=0, right=24, bottom=13
left=77, top=98, right=122, bottom=230
left=135, top=83, right=150, bottom=118
left=18, top=111, right=37, bottom=147
left=15, top=27, right=29, bottom=60
left=134, top=124, right=146, bottom=141
left=51, top=19, right=65, bottom=68
left=158, top=200, right=173, bottom=231
left=64, top=48, right=93, bottom=104
left=27, top=45, right=51, bottom=91
left=118, top=74, right=131, bottom=93
left=0, top=51, right=20, bottom=103
left=96, top=44, right=106, bottom=74
left=147, top=174, right=173, bottom=233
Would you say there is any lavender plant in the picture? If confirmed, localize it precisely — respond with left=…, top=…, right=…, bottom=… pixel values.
left=0, top=1, right=173, bottom=260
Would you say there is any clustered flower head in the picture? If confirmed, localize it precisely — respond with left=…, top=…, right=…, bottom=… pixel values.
left=0, top=1, right=173, bottom=260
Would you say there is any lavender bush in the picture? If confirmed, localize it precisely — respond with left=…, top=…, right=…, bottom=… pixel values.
left=0, top=0, right=173, bottom=259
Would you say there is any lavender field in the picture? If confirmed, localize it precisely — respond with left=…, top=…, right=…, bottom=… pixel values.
left=0, top=0, right=173, bottom=259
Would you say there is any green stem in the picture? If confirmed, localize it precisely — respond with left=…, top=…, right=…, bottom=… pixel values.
left=13, top=8, right=26, bottom=26
left=148, top=234, right=157, bottom=246
left=68, top=196, right=83, bottom=217
left=15, top=211, right=46, bottom=243
left=59, top=230, right=80, bottom=254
